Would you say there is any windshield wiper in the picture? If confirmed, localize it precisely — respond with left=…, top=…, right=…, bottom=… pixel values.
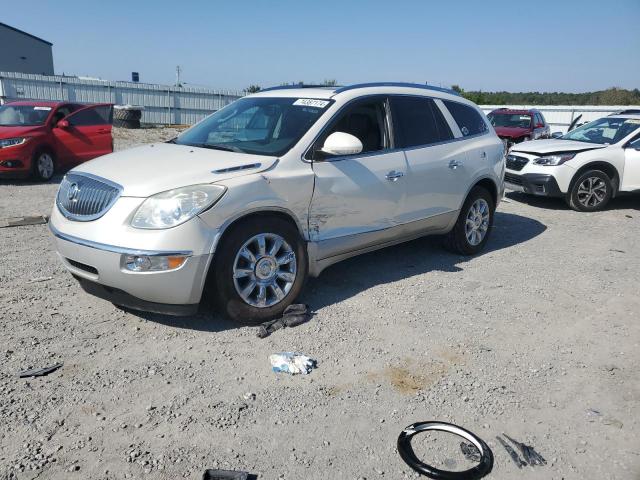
left=196, top=143, right=244, bottom=153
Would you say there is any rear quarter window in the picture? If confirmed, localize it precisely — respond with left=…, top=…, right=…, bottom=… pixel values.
left=443, top=100, right=488, bottom=137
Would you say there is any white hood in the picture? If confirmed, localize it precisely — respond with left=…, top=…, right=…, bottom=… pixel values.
left=72, top=143, right=278, bottom=197
left=512, top=139, right=607, bottom=155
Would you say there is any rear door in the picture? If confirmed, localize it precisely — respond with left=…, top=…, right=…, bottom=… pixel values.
left=53, top=104, right=113, bottom=164
left=389, top=95, right=463, bottom=224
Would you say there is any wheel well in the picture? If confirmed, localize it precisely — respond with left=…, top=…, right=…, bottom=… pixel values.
left=571, top=162, right=620, bottom=195
left=473, top=178, right=498, bottom=207
left=201, top=210, right=305, bottom=300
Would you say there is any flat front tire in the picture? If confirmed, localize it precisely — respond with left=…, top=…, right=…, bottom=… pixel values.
left=212, top=217, right=308, bottom=324
left=444, top=186, right=494, bottom=255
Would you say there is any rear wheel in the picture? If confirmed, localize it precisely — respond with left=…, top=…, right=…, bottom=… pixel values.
left=567, top=170, right=612, bottom=212
left=444, top=186, right=494, bottom=255
left=212, top=217, right=307, bottom=324
left=32, top=150, right=55, bottom=181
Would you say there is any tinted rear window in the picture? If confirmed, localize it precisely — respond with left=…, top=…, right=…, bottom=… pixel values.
left=443, top=100, right=488, bottom=137
left=69, top=106, right=112, bottom=126
left=391, top=96, right=453, bottom=148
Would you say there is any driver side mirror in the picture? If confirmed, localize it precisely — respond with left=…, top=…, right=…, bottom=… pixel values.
left=319, top=132, right=363, bottom=157
left=551, top=132, right=563, bottom=139
left=56, top=119, right=70, bottom=129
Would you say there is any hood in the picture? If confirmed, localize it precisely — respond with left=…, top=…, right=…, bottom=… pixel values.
left=72, top=143, right=278, bottom=197
left=0, top=125, right=46, bottom=138
left=494, top=126, right=530, bottom=138
left=511, top=139, right=607, bottom=155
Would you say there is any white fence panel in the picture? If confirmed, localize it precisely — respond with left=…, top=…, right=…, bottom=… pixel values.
left=0, top=71, right=243, bottom=125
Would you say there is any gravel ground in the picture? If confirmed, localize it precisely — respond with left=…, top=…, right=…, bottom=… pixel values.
left=1, top=128, right=639, bottom=479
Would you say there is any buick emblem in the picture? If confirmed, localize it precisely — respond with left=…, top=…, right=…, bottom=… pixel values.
left=68, top=183, right=79, bottom=201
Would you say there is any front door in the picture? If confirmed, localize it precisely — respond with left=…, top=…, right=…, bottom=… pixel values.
left=53, top=104, right=113, bottom=164
left=308, top=97, right=407, bottom=259
left=622, top=136, right=640, bottom=191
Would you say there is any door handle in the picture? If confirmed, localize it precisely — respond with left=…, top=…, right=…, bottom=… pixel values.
left=449, top=160, right=463, bottom=169
left=480, top=151, right=487, bottom=158
left=386, top=170, right=404, bottom=181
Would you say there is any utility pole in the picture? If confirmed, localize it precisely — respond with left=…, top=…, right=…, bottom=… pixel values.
left=175, top=66, right=182, bottom=87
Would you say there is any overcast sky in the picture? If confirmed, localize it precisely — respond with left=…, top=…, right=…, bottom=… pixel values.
left=4, top=0, right=639, bottom=92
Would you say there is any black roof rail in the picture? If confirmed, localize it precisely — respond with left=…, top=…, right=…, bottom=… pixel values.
left=609, top=109, right=640, bottom=116
left=259, top=84, right=341, bottom=92
left=333, top=82, right=460, bottom=96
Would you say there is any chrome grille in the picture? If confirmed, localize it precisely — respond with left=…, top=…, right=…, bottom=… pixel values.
left=56, top=173, right=122, bottom=221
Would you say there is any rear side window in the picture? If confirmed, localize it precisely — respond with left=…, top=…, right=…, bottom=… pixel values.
left=391, top=96, right=453, bottom=148
left=443, top=100, right=488, bottom=137
left=68, top=106, right=112, bottom=126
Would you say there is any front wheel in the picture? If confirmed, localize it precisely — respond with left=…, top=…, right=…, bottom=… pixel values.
left=567, top=170, right=612, bottom=212
left=32, top=150, right=56, bottom=181
left=212, top=217, right=308, bottom=324
left=444, top=186, right=494, bottom=255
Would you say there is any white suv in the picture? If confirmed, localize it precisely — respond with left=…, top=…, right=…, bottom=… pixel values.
left=505, top=112, right=640, bottom=211
left=50, top=83, right=504, bottom=322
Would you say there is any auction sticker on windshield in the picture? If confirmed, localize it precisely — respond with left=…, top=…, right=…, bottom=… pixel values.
left=293, top=99, right=330, bottom=108
left=34, top=107, right=52, bottom=111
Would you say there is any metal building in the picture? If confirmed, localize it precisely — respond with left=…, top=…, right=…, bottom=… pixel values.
left=0, top=22, right=54, bottom=75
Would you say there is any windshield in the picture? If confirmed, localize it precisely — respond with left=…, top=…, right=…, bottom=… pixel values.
left=488, top=113, right=532, bottom=128
left=0, top=104, right=51, bottom=126
left=175, top=97, right=333, bottom=156
left=562, top=117, right=640, bottom=144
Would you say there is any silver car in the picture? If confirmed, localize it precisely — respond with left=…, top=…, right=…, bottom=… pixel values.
left=50, top=83, right=505, bottom=323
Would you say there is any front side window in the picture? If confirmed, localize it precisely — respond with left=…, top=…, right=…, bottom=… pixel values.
left=390, top=96, right=453, bottom=148
left=445, top=101, right=488, bottom=136
left=310, top=98, right=389, bottom=159
left=626, top=135, right=640, bottom=149
left=0, top=104, right=51, bottom=126
left=68, top=105, right=112, bottom=126
left=562, top=117, right=640, bottom=144
left=176, top=97, right=332, bottom=157
left=488, top=112, right=532, bottom=129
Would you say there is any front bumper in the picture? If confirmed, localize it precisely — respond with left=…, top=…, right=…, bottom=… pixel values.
left=49, top=197, right=219, bottom=315
left=0, top=143, right=33, bottom=177
left=504, top=172, right=563, bottom=197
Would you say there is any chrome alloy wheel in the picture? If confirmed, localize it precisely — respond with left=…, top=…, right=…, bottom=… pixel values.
left=577, top=176, right=607, bottom=208
left=37, top=153, right=54, bottom=179
left=232, top=233, right=297, bottom=308
left=464, top=198, right=490, bottom=246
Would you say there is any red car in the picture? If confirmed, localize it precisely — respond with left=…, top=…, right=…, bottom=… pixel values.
left=0, top=101, right=113, bottom=181
left=487, top=108, right=550, bottom=149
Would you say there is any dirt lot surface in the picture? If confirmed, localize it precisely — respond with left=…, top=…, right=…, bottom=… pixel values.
left=1, top=128, right=639, bottom=480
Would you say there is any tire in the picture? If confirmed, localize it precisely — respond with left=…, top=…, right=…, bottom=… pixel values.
left=567, top=170, right=612, bottom=212
left=31, top=149, right=56, bottom=181
left=444, top=186, right=494, bottom=255
left=113, top=108, right=142, bottom=121
left=113, top=118, right=140, bottom=129
left=212, top=217, right=308, bottom=324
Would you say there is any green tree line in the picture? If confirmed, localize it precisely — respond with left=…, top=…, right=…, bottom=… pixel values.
left=451, top=85, right=640, bottom=106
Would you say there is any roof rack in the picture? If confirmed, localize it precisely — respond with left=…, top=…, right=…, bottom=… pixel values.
left=609, top=109, right=640, bottom=116
left=259, top=84, right=341, bottom=92
left=333, top=82, right=460, bottom=96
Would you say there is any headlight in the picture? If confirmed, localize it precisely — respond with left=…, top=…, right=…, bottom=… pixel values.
left=0, top=137, right=28, bottom=148
left=533, top=153, right=576, bottom=166
left=131, top=184, right=226, bottom=229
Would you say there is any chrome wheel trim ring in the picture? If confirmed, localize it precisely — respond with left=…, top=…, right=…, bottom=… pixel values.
left=577, top=176, right=607, bottom=208
left=37, top=153, right=54, bottom=179
left=464, top=198, right=490, bottom=246
left=232, top=233, right=297, bottom=308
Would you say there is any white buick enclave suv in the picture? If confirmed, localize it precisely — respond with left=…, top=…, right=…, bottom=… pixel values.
left=50, top=83, right=505, bottom=322
left=505, top=112, right=640, bottom=211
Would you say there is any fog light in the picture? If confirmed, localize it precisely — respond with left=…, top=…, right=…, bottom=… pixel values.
left=124, top=255, right=187, bottom=272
